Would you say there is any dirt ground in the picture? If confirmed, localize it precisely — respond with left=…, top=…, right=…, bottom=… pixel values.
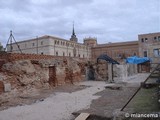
left=0, top=84, right=89, bottom=111
left=0, top=73, right=150, bottom=120
left=73, top=83, right=139, bottom=119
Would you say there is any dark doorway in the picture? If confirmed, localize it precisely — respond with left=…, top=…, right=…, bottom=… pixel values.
left=0, top=81, right=4, bottom=94
left=87, top=65, right=95, bottom=80
left=49, top=66, right=57, bottom=86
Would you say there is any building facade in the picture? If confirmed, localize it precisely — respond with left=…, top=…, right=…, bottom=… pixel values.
left=6, top=30, right=160, bottom=63
left=7, top=30, right=91, bottom=59
left=138, top=32, right=160, bottom=62
left=91, top=41, right=139, bottom=62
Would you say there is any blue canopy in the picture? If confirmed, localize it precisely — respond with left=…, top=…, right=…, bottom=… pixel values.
left=126, top=56, right=150, bottom=64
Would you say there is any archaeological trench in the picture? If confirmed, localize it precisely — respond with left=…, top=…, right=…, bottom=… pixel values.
left=0, top=52, right=160, bottom=120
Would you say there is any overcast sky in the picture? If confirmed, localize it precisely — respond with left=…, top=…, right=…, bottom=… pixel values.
left=0, top=0, right=160, bottom=47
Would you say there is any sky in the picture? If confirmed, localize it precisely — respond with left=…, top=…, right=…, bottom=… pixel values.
left=0, top=0, right=160, bottom=47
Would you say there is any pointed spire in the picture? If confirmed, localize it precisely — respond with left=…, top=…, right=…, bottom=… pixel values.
left=72, top=21, right=75, bottom=36
left=70, top=21, right=78, bottom=42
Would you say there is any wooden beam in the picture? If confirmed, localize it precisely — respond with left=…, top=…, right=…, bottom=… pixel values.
left=75, top=113, right=90, bottom=120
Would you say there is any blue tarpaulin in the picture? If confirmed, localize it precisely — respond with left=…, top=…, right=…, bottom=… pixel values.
left=126, top=56, right=150, bottom=64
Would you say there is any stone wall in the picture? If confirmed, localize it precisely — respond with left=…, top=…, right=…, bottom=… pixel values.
left=113, top=64, right=137, bottom=80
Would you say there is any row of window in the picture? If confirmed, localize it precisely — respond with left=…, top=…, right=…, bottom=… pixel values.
left=54, top=40, right=87, bottom=49
left=116, top=52, right=137, bottom=58
left=141, top=36, right=160, bottom=43
left=32, top=41, right=43, bottom=47
left=55, top=51, right=85, bottom=58
left=141, top=38, right=148, bottom=42
left=10, top=41, right=44, bottom=51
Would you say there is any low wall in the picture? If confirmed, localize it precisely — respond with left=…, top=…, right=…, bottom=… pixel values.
left=0, top=52, right=89, bottom=62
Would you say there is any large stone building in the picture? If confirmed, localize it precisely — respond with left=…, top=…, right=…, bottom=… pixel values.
left=6, top=27, right=91, bottom=59
left=90, top=32, right=160, bottom=63
left=6, top=28, right=160, bottom=63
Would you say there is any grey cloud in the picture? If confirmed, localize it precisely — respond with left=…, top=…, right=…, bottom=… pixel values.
left=0, top=0, right=160, bottom=46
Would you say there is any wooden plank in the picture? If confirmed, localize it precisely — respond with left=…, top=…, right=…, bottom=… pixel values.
left=75, top=113, right=90, bottom=120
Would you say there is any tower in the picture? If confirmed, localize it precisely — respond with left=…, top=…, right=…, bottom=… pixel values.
left=83, top=37, right=97, bottom=47
left=70, top=22, right=78, bottom=43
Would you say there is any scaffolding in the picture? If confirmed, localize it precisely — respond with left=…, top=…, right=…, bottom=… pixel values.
left=5, top=30, right=22, bottom=53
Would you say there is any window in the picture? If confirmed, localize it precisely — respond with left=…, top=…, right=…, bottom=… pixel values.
left=83, top=54, right=84, bottom=58
left=69, top=53, right=71, bottom=57
left=41, top=52, right=43, bottom=55
left=154, top=37, right=157, bottom=40
left=145, top=38, right=148, bottom=42
left=144, top=51, right=147, bottom=57
left=41, top=41, right=43, bottom=45
left=66, top=43, right=69, bottom=46
left=141, top=38, right=144, bottom=42
left=63, top=52, right=65, bottom=56
left=158, top=36, right=160, bottom=41
left=133, top=52, right=136, bottom=56
left=56, top=51, right=58, bottom=56
left=153, top=49, right=160, bottom=57
left=32, top=43, right=35, bottom=46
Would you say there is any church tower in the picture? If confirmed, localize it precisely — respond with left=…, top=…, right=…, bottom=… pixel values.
left=70, top=22, right=78, bottom=43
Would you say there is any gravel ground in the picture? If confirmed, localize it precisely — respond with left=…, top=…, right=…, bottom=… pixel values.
left=0, top=73, right=149, bottom=120
left=0, top=81, right=110, bottom=120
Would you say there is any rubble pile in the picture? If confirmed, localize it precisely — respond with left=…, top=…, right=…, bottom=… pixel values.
left=1, top=60, right=50, bottom=93
left=0, top=58, right=86, bottom=96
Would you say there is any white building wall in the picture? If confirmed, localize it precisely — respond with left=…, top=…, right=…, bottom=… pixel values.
left=7, top=35, right=91, bottom=59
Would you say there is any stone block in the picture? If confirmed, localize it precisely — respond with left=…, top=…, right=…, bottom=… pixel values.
left=4, top=83, right=11, bottom=92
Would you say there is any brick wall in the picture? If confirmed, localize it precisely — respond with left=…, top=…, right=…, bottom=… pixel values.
left=91, top=41, right=139, bottom=63
left=0, top=52, right=88, bottom=62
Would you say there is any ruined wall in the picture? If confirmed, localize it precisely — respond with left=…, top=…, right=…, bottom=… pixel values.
left=0, top=52, right=88, bottom=62
left=113, top=64, right=137, bottom=80
left=0, top=56, right=85, bottom=94
left=0, top=52, right=55, bottom=62
left=95, top=60, right=108, bottom=80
